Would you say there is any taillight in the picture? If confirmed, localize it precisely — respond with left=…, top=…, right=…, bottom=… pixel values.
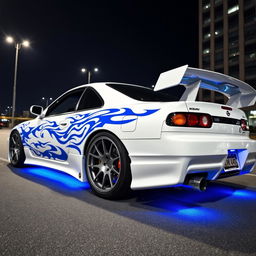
left=187, top=114, right=199, bottom=126
left=199, top=114, right=212, bottom=128
left=241, top=119, right=249, bottom=131
left=167, top=112, right=212, bottom=128
left=172, top=113, right=186, bottom=126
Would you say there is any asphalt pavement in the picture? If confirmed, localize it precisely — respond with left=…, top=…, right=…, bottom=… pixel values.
left=0, top=129, right=256, bottom=255
left=0, top=128, right=9, bottom=161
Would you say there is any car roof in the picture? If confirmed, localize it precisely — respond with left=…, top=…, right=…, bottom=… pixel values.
left=72, top=82, right=152, bottom=91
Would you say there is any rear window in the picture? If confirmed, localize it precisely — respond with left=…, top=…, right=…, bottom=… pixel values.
left=107, top=83, right=185, bottom=102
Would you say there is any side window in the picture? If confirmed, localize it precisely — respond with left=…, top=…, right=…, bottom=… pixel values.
left=46, top=88, right=85, bottom=116
left=77, top=87, right=104, bottom=111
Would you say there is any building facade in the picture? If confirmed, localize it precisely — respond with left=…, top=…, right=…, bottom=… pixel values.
left=198, top=0, right=256, bottom=106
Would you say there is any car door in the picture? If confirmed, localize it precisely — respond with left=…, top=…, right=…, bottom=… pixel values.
left=65, top=87, right=104, bottom=154
left=30, top=88, right=86, bottom=162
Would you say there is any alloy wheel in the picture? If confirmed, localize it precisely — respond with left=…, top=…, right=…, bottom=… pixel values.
left=10, top=132, right=22, bottom=164
left=87, top=136, right=121, bottom=192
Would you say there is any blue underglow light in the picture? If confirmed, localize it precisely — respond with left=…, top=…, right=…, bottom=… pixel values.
left=156, top=204, right=222, bottom=223
left=232, top=190, right=256, bottom=199
left=178, top=207, right=212, bottom=218
left=20, top=166, right=90, bottom=190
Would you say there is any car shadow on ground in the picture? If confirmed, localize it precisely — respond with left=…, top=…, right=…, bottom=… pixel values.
left=8, top=164, right=256, bottom=254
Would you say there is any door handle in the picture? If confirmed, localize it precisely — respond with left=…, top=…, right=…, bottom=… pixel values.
left=59, top=121, right=68, bottom=126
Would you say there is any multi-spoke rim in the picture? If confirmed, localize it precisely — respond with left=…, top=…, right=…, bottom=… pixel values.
left=87, top=136, right=121, bottom=192
left=9, top=133, right=21, bottom=164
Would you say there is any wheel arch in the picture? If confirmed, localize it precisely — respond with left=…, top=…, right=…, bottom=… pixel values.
left=82, top=128, right=132, bottom=198
left=9, top=128, right=26, bottom=167
left=83, top=129, right=130, bottom=162
left=10, top=128, right=19, bottom=136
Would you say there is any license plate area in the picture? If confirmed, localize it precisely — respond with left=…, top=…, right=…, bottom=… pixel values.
left=224, top=150, right=239, bottom=171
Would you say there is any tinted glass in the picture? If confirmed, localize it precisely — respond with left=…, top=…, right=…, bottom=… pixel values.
left=77, top=87, right=104, bottom=110
left=46, top=88, right=85, bottom=116
left=107, top=84, right=185, bottom=102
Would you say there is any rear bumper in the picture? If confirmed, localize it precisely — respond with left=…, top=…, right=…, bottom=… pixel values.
left=122, top=132, right=256, bottom=189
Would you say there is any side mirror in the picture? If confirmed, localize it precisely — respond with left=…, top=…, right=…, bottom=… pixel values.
left=30, top=105, right=43, bottom=117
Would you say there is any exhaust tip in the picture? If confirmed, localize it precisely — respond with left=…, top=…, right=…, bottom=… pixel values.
left=186, top=175, right=208, bottom=192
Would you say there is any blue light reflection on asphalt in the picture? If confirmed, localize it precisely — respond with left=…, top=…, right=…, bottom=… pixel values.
left=18, top=166, right=256, bottom=223
left=20, top=166, right=90, bottom=190
left=148, top=198, right=222, bottom=223
left=136, top=183, right=256, bottom=223
left=232, top=189, right=256, bottom=199
left=177, top=207, right=217, bottom=219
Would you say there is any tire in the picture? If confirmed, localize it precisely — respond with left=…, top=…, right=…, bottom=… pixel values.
left=9, top=130, right=26, bottom=167
left=85, top=132, right=131, bottom=199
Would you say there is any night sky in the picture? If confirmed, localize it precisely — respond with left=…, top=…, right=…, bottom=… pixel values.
left=0, top=0, right=198, bottom=115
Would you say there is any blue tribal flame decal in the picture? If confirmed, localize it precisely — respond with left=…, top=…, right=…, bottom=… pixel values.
left=19, top=108, right=159, bottom=161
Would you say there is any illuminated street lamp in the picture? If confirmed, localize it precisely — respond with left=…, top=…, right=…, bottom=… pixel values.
left=42, top=97, right=53, bottom=107
left=5, top=106, right=12, bottom=116
left=6, top=36, right=30, bottom=127
left=6, top=36, right=14, bottom=44
left=81, top=67, right=99, bottom=84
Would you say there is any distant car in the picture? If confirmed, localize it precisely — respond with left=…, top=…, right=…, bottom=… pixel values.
left=0, top=121, right=4, bottom=129
left=8, top=65, right=256, bottom=199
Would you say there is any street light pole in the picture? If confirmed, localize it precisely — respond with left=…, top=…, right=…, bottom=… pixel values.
left=88, top=71, right=91, bottom=84
left=11, top=43, right=21, bottom=127
left=81, top=67, right=98, bottom=84
left=6, top=36, right=30, bottom=128
left=42, top=97, right=53, bottom=107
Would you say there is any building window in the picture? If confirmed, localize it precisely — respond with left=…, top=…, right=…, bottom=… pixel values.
left=215, top=0, right=222, bottom=6
left=203, top=55, right=210, bottom=66
left=245, top=22, right=256, bottom=41
left=203, top=48, right=210, bottom=54
left=215, top=67, right=224, bottom=73
left=229, top=29, right=239, bottom=47
left=204, top=33, right=211, bottom=39
left=203, top=17, right=211, bottom=25
left=215, top=36, right=224, bottom=50
left=246, top=52, right=256, bottom=61
left=229, top=65, right=239, bottom=78
left=244, top=0, right=256, bottom=9
left=203, top=40, right=210, bottom=51
left=228, top=13, right=239, bottom=29
left=229, top=47, right=239, bottom=64
left=228, top=5, right=239, bottom=14
left=245, top=63, right=256, bottom=79
left=245, top=79, right=256, bottom=88
left=215, top=20, right=223, bottom=37
left=245, top=44, right=256, bottom=63
left=244, top=7, right=256, bottom=24
left=229, top=55, right=239, bottom=65
left=203, top=3, right=211, bottom=11
left=203, top=26, right=210, bottom=40
left=215, top=29, right=223, bottom=36
left=203, top=11, right=211, bottom=25
left=215, top=51, right=224, bottom=66
left=248, top=110, right=256, bottom=127
left=215, top=4, right=223, bottom=19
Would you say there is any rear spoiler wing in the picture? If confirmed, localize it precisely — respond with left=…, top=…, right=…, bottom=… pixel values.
left=154, top=65, right=256, bottom=108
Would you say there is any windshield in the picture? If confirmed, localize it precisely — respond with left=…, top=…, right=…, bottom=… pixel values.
left=107, top=83, right=185, bottom=102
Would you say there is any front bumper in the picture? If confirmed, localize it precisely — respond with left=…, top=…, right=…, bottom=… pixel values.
left=122, top=132, right=256, bottom=190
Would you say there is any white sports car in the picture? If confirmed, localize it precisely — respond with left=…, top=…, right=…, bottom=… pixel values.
left=9, top=65, right=256, bottom=199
